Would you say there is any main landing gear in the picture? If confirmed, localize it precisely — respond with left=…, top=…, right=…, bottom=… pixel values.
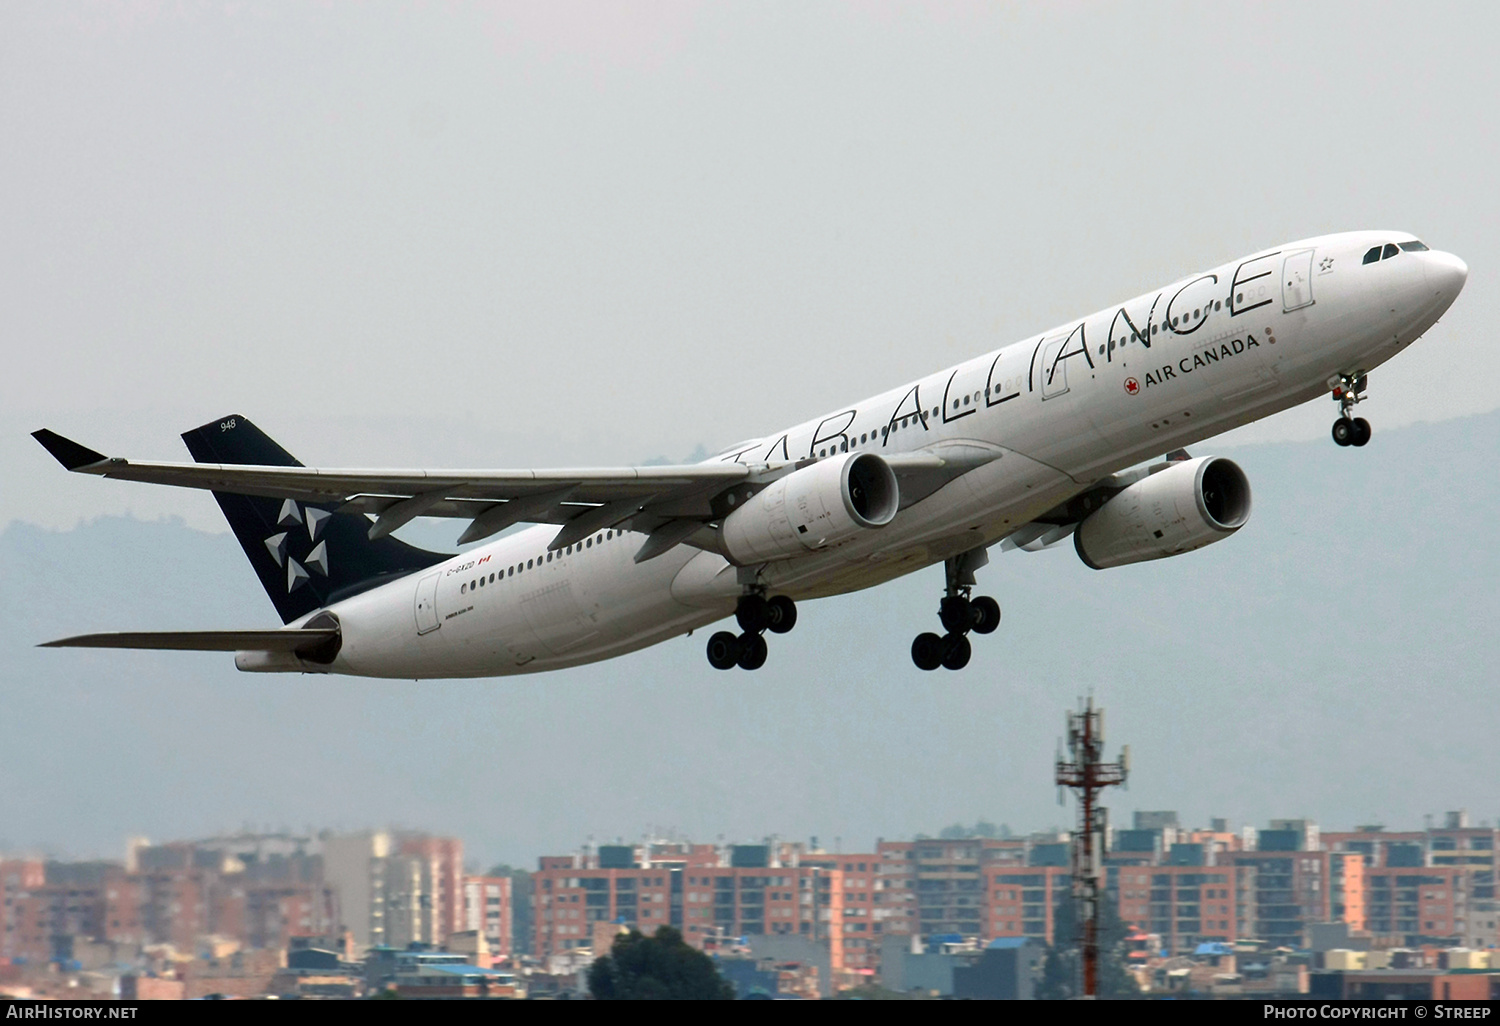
left=912, top=549, right=1000, bottom=671
left=706, top=593, right=797, bottom=671
left=1330, top=372, right=1372, bottom=448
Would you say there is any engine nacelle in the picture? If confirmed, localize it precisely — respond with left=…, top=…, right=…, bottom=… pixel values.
left=1074, top=456, right=1251, bottom=570
left=722, top=452, right=899, bottom=565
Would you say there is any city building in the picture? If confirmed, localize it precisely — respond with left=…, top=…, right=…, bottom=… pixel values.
left=396, top=834, right=465, bottom=945
left=873, top=837, right=1027, bottom=943
left=1330, top=851, right=1367, bottom=932
left=4, top=808, right=1495, bottom=999
left=1110, top=864, right=1245, bottom=953
left=1363, top=866, right=1470, bottom=947
left=462, top=875, right=513, bottom=960
left=799, top=852, right=880, bottom=969
left=321, top=831, right=390, bottom=949
left=1427, top=811, right=1497, bottom=904
left=530, top=842, right=846, bottom=968
left=985, top=866, right=1069, bottom=945
left=320, top=830, right=466, bottom=951
left=1225, top=826, right=1334, bottom=949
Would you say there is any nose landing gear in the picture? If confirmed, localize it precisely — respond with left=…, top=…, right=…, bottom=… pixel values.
left=707, top=593, right=797, bottom=670
left=1330, top=373, right=1372, bottom=448
left=912, top=549, right=999, bottom=671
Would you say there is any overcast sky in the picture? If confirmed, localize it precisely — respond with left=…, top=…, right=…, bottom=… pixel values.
left=3, top=0, right=1495, bottom=533
left=2, top=3, right=1496, bottom=864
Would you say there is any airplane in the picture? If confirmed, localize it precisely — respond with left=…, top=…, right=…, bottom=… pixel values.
left=33, top=230, right=1467, bottom=677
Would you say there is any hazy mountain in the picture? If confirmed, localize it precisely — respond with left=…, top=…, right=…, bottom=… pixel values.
left=2, top=411, right=1497, bottom=865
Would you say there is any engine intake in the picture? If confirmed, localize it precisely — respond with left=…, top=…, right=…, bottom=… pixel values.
left=1074, top=456, right=1251, bottom=570
left=722, top=452, right=899, bottom=565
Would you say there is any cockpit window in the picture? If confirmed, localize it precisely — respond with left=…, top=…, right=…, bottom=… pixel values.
left=1382, top=243, right=1400, bottom=259
left=1363, top=246, right=1382, bottom=264
left=1399, top=240, right=1429, bottom=252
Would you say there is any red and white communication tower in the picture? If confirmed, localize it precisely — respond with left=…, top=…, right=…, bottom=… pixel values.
left=1055, top=697, right=1129, bottom=998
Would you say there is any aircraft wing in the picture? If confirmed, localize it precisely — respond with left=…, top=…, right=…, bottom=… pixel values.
left=33, top=427, right=761, bottom=549
left=32, top=427, right=989, bottom=559
left=32, top=428, right=753, bottom=507
left=39, top=629, right=338, bottom=653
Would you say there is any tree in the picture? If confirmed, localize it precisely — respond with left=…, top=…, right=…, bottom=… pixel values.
left=587, top=927, right=734, bottom=1000
left=937, top=820, right=1009, bottom=840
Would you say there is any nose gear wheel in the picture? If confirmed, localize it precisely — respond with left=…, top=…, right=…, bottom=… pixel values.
left=1329, top=373, right=1373, bottom=448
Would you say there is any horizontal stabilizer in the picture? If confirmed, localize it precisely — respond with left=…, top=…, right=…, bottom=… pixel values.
left=39, top=629, right=338, bottom=653
left=31, top=429, right=108, bottom=471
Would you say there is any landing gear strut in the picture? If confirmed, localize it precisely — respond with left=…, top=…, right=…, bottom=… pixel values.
left=1330, top=372, right=1372, bottom=448
left=912, top=549, right=1000, bottom=671
left=707, top=592, right=797, bottom=671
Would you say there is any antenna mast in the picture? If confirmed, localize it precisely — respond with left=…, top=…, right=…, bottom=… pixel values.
left=1054, top=696, right=1128, bottom=998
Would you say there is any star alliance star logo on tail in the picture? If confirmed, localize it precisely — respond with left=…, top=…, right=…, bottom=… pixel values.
left=263, top=499, right=332, bottom=592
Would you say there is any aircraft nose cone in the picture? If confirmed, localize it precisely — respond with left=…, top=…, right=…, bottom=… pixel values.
left=1425, top=251, right=1469, bottom=297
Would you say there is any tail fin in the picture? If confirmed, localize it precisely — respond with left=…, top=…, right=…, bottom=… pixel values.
left=182, top=415, right=451, bottom=624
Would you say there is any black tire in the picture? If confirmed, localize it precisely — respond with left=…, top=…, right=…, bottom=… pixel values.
left=1351, top=417, right=1371, bottom=447
left=736, top=632, right=768, bottom=670
left=939, top=596, right=973, bottom=635
left=765, top=595, right=798, bottom=634
left=911, top=632, right=943, bottom=671
left=707, top=631, right=740, bottom=670
left=941, top=633, right=972, bottom=670
left=736, top=594, right=769, bottom=633
left=1332, top=419, right=1354, bottom=446
left=970, top=596, right=1001, bottom=635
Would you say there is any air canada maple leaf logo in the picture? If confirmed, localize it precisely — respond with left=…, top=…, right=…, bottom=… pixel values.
left=263, top=499, right=332, bottom=592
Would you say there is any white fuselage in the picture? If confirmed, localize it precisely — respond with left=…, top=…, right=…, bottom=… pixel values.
left=280, top=231, right=1465, bottom=678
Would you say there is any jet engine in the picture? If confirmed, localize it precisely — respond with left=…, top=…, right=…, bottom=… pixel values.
left=1074, top=456, right=1251, bottom=570
left=722, top=452, right=899, bottom=565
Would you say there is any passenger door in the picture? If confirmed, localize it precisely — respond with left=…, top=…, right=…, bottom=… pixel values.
left=414, top=571, right=441, bottom=635
left=1282, top=250, right=1316, bottom=311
